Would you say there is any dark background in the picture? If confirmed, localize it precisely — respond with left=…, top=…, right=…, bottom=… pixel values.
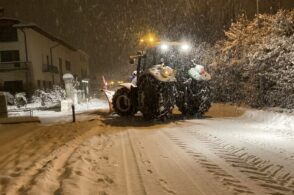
left=0, top=0, right=293, bottom=79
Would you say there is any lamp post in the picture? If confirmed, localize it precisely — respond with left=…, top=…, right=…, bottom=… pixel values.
left=256, top=0, right=260, bottom=26
left=256, top=0, right=259, bottom=15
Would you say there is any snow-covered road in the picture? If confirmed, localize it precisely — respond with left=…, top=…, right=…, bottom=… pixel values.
left=0, top=105, right=294, bottom=195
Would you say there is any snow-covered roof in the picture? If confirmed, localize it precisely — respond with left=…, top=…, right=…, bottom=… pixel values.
left=0, top=17, right=77, bottom=51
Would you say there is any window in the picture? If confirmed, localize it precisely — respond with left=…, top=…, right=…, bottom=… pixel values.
left=48, top=81, right=52, bottom=89
left=4, top=81, right=23, bottom=93
left=46, top=56, right=49, bottom=65
left=81, top=68, right=87, bottom=77
left=43, top=80, right=46, bottom=89
left=0, top=50, right=20, bottom=62
left=59, top=58, right=63, bottom=73
left=0, top=26, right=18, bottom=42
left=65, top=60, right=71, bottom=71
left=37, top=80, right=41, bottom=88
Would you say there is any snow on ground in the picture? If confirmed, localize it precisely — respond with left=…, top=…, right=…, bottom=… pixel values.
left=1, top=104, right=294, bottom=195
left=7, top=99, right=109, bottom=124
left=241, top=109, right=294, bottom=130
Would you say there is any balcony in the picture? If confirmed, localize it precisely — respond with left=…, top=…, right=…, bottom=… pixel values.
left=0, top=61, right=30, bottom=72
left=42, top=64, right=59, bottom=74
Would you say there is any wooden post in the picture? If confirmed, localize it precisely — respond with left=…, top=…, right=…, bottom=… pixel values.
left=72, top=104, right=76, bottom=123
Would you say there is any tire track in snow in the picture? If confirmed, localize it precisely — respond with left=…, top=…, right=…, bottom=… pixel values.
left=185, top=129, right=294, bottom=195
left=119, top=131, right=148, bottom=195
left=54, top=133, right=115, bottom=195
left=130, top=131, right=178, bottom=195
left=163, top=131, right=254, bottom=195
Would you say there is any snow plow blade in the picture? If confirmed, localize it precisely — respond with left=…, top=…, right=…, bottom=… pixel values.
left=101, top=76, right=115, bottom=113
left=101, top=89, right=115, bottom=113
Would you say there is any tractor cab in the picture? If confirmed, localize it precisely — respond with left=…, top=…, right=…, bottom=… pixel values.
left=134, top=42, right=194, bottom=77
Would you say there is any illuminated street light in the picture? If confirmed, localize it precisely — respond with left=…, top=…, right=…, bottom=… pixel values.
left=139, top=33, right=158, bottom=45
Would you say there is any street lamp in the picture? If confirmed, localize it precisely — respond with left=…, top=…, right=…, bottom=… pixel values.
left=256, top=0, right=259, bottom=15
left=256, top=0, right=260, bottom=26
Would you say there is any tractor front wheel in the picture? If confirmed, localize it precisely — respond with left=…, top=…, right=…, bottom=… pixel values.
left=138, top=75, right=175, bottom=120
left=112, top=88, right=137, bottom=116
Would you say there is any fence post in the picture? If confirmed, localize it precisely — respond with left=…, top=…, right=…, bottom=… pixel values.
left=72, top=104, right=76, bottom=123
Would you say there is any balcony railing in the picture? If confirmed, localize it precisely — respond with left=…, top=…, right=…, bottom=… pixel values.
left=42, top=64, right=59, bottom=74
left=0, top=61, right=30, bottom=72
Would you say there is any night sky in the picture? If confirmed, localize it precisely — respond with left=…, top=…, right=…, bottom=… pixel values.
left=1, top=0, right=293, bottom=79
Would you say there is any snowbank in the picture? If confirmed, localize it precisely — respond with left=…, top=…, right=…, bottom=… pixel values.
left=8, top=99, right=109, bottom=124
left=74, top=98, right=108, bottom=112
left=241, top=109, right=294, bottom=130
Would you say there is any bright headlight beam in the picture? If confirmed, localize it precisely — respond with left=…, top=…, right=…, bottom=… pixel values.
left=181, top=43, right=191, bottom=51
left=160, top=43, right=169, bottom=51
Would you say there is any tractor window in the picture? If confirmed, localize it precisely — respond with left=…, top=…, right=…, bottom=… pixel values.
left=140, top=56, right=146, bottom=71
left=145, top=48, right=167, bottom=68
left=144, top=46, right=193, bottom=70
left=145, top=48, right=157, bottom=67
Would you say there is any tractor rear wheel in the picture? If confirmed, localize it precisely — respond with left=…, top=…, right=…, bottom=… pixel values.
left=177, top=81, right=211, bottom=117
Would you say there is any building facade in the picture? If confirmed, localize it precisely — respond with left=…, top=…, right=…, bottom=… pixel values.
left=0, top=18, right=89, bottom=94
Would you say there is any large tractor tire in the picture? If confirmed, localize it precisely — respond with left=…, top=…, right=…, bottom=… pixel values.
left=112, top=88, right=137, bottom=116
left=177, top=80, right=211, bottom=117
left=138, top=75, right=175, bottom=120
left=196, top=81, right=212, bottom=116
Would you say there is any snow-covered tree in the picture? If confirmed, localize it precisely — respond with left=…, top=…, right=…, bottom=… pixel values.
left=211, top=10, right=294, bottom=109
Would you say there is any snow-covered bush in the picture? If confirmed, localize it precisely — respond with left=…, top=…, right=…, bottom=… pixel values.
left=31, top=85, right=65, bottom=107
left=210, top=10, right=294, bottom=109
left=4, top=92, right=14, bottom=105
left=15, top=93, right=27, bottom=108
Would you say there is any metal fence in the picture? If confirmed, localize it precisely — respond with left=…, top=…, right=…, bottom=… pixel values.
left=3, top=109, right=34, bottom=117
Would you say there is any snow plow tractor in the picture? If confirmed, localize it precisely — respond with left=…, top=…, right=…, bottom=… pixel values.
left=112, top=50, right=176, bottom=120
left=108, top=41, right=211, bottom=119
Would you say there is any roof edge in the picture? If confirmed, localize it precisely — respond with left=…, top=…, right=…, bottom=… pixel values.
left=13, top=23, right=77, bottom=51
left=0, top=17, right=78, bottom=51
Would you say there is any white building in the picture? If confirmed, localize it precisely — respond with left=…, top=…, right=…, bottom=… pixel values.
left=0, top=17, right=89, bottom=94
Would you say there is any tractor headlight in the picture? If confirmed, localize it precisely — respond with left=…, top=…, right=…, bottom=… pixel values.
left=161, top=66, right=173, bottom=78
left=160, top=43, right=169, bottom=52
left=180, top=43, right=191, bottom=52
